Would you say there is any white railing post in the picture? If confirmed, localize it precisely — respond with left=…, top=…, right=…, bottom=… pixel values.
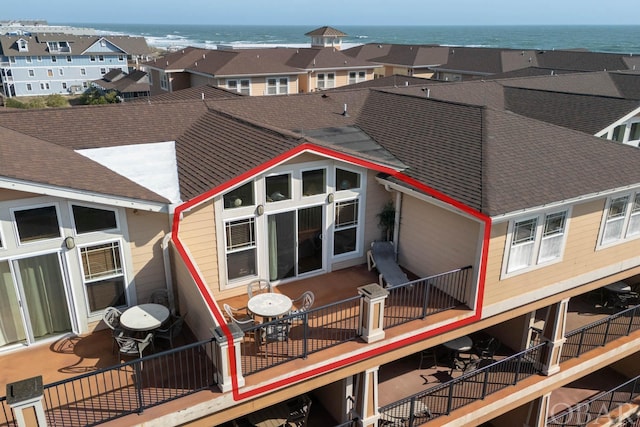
left=6, top=376, right=47, bottom=427
left=212, top=323, right=245, bottom=392
left=358, top=284, right=389, bottom=343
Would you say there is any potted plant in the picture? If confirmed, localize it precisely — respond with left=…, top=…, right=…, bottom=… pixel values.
left=377, top=201, right=395, bottom=241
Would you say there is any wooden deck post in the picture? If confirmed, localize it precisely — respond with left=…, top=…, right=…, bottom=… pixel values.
left=358, top=283, right=389, bottom=343
left=354, top=366, right=380, bottom=427
left=212, top=323, right=245, bottom=392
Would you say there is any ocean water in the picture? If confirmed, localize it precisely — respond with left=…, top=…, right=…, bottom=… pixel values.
left=59, top=23, right=640, bottom=54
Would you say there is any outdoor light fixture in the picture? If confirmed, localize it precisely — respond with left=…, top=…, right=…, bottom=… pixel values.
left=64, top=236, right=75, bottom=249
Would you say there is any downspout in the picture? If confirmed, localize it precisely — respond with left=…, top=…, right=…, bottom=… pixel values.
left=393, top=191, right=402, bottom=250
left=161, top=232, right=175, bottom=314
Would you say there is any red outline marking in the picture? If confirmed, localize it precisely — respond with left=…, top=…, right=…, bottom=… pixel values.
left=171, top=143, right=491, bottom=401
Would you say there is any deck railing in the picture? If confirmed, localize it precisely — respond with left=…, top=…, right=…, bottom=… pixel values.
left=241, top=295, right=362, bottom=375
left=384, top=266, right=472, bottom=329
left=240, top=266, right=473, bottom=376
left=379, top=342, right=546, bottom=425
left=1, top=339, right=217, bottom=427
left=561, top=304, right=640, bottom=362
left=547, top=374, right=640, bottom=427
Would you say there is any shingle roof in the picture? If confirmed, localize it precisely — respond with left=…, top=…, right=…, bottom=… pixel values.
left=0, top=33, right=150, bottom=56
left=328, top=74, right=434, bottom=91
left=139, top=84, right=241, bottom=103
left=0, top=101, right=208, bottom=149
left=205, top=87, right=640, bottom=216
left=0, top=125, right=168, bottom=203
left=503, top=87, right=640, bottom=134
left=367, top=45, right=449, bottom=68
left=304, top=26, right=348, bottom=37
left=175, top=110, right=302, bottom=200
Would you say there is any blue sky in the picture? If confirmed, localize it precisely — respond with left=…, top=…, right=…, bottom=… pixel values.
left=4, top=0, right=639, bottom=25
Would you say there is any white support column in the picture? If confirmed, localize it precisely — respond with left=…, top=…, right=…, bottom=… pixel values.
left=524, top=392, right=551, bottom=427
left=212, top=323, right=245, bottom=392
left=354, top=366, right=380, bottom=427
left=541, top=298, right=569, bottom=376
left=358, top=284, right=389, bottom=343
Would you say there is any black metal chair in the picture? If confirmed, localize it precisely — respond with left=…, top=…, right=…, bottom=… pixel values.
left=285, top=394, right=312, bottom=427
left=474, top=337, right=500, bottom=360
left=154, top=315, right=184, bottom=348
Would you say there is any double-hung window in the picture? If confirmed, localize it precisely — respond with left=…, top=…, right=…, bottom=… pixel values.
left=160, top=72, right=169, bottom=90
left=227, top=79, right=250, bottom=95
left=80, top=242, right=126, bottom=312
left=225, top=218, right=257, bottom=280
left=348, top=71, right=366, bottom=84
left=317, top=72, right=335, bottom=90
left=266, top=77, right=288, bottom=95
left=601, top=193, right=640, bottom=245
left=506, top=210, right=568, bottom=274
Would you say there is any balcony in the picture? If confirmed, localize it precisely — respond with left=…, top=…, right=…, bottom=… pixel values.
left=0, top=263, right=473, bottom=426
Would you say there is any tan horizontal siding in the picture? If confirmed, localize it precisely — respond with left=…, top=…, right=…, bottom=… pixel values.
left=484, top=198, right=640, bottom=307
left=125, top=209, right=170, bottom=302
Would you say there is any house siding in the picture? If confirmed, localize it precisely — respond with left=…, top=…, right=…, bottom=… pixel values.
left=125, top=209, right=170, bottom=303
left=398, top=195, right=481, bottom=278
left=179, top=201, right=220, bottom=297
left=484, top=198, right=640, bottom=309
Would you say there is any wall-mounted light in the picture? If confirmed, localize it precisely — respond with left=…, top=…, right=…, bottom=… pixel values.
left=64, top=236, right=75, bottom=249
left=327, top=193, right=334, bottom=203
left=256, top=205, right=264, bottom=216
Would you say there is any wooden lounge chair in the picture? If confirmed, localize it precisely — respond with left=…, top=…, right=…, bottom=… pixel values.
left=367, top=241, right=409, bottom=288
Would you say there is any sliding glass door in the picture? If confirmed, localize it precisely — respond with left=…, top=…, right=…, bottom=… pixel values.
left=268, top=205, right=324, bottom=281
left=0, top=252, right=72, bottom=349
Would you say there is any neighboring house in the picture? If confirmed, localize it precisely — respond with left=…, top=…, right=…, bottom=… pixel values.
left=343, top=43, right=640, bottom=81
left=91, top=69, right=151, bottom=100
left=142, top=27, right=376, bottom=96
left=0, top=33, right=151, bottom=97
left=4, top=70, right=640, bottom=427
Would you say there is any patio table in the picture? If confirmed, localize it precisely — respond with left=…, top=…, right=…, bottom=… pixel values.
left=120, top=303, right=170, bottom=332
left=443, top=336, right=473, bottom=353
left=248, top=293, right=292, bottom=320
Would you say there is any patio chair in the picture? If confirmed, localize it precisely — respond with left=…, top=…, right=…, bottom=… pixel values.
left=285, top=394, right=312, bottom=426
left=103, top=306, right=124, bottom=354
left=474, top=336, right=500, bottom=360
left=148, top=288, right=170, bottom=308
left=367, top=241, right=409, bottom=288
left=247, top=278, right=273, bottom=299
left=290, top=291, right=315, bottom=318
left=224, top=304, right=259, bottom=343
left=154, top=314, right=185, bottom=348
left=114, top=332, right=154, bottom=363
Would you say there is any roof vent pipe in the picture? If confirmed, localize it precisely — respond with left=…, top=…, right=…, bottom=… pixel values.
left=342, top=103, right=349, bottom=117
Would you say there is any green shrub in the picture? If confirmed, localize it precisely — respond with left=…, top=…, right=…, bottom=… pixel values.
left=27, top=97, right=47, bottom=109
left=45, top=94, right=67, bottom=108
left=4, top=98, right=27, bottom=109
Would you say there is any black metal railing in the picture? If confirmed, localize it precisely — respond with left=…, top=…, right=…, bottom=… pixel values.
left=547, top=374, right=640, bottom=427
left=561, top=304, right=640, bottom=362
left=0, top=396, right=13, bottom=427
left=241, top=295, right=362, bottom=375
left=333, top=417, right=360, bottom=426
left=1, top=339, right=217, bottom=427
left=384, top=266, right=472, bottom=329
left=379, top=343, right=546, bottom=425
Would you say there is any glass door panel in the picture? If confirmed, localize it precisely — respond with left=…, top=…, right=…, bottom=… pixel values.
left=0, top=261, right=27, bottom=348
left=298, top=206, right=323, bottom=274
left=268, top=211, right=296, bottom=281
left=17, top=253, right=72, bottom=341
